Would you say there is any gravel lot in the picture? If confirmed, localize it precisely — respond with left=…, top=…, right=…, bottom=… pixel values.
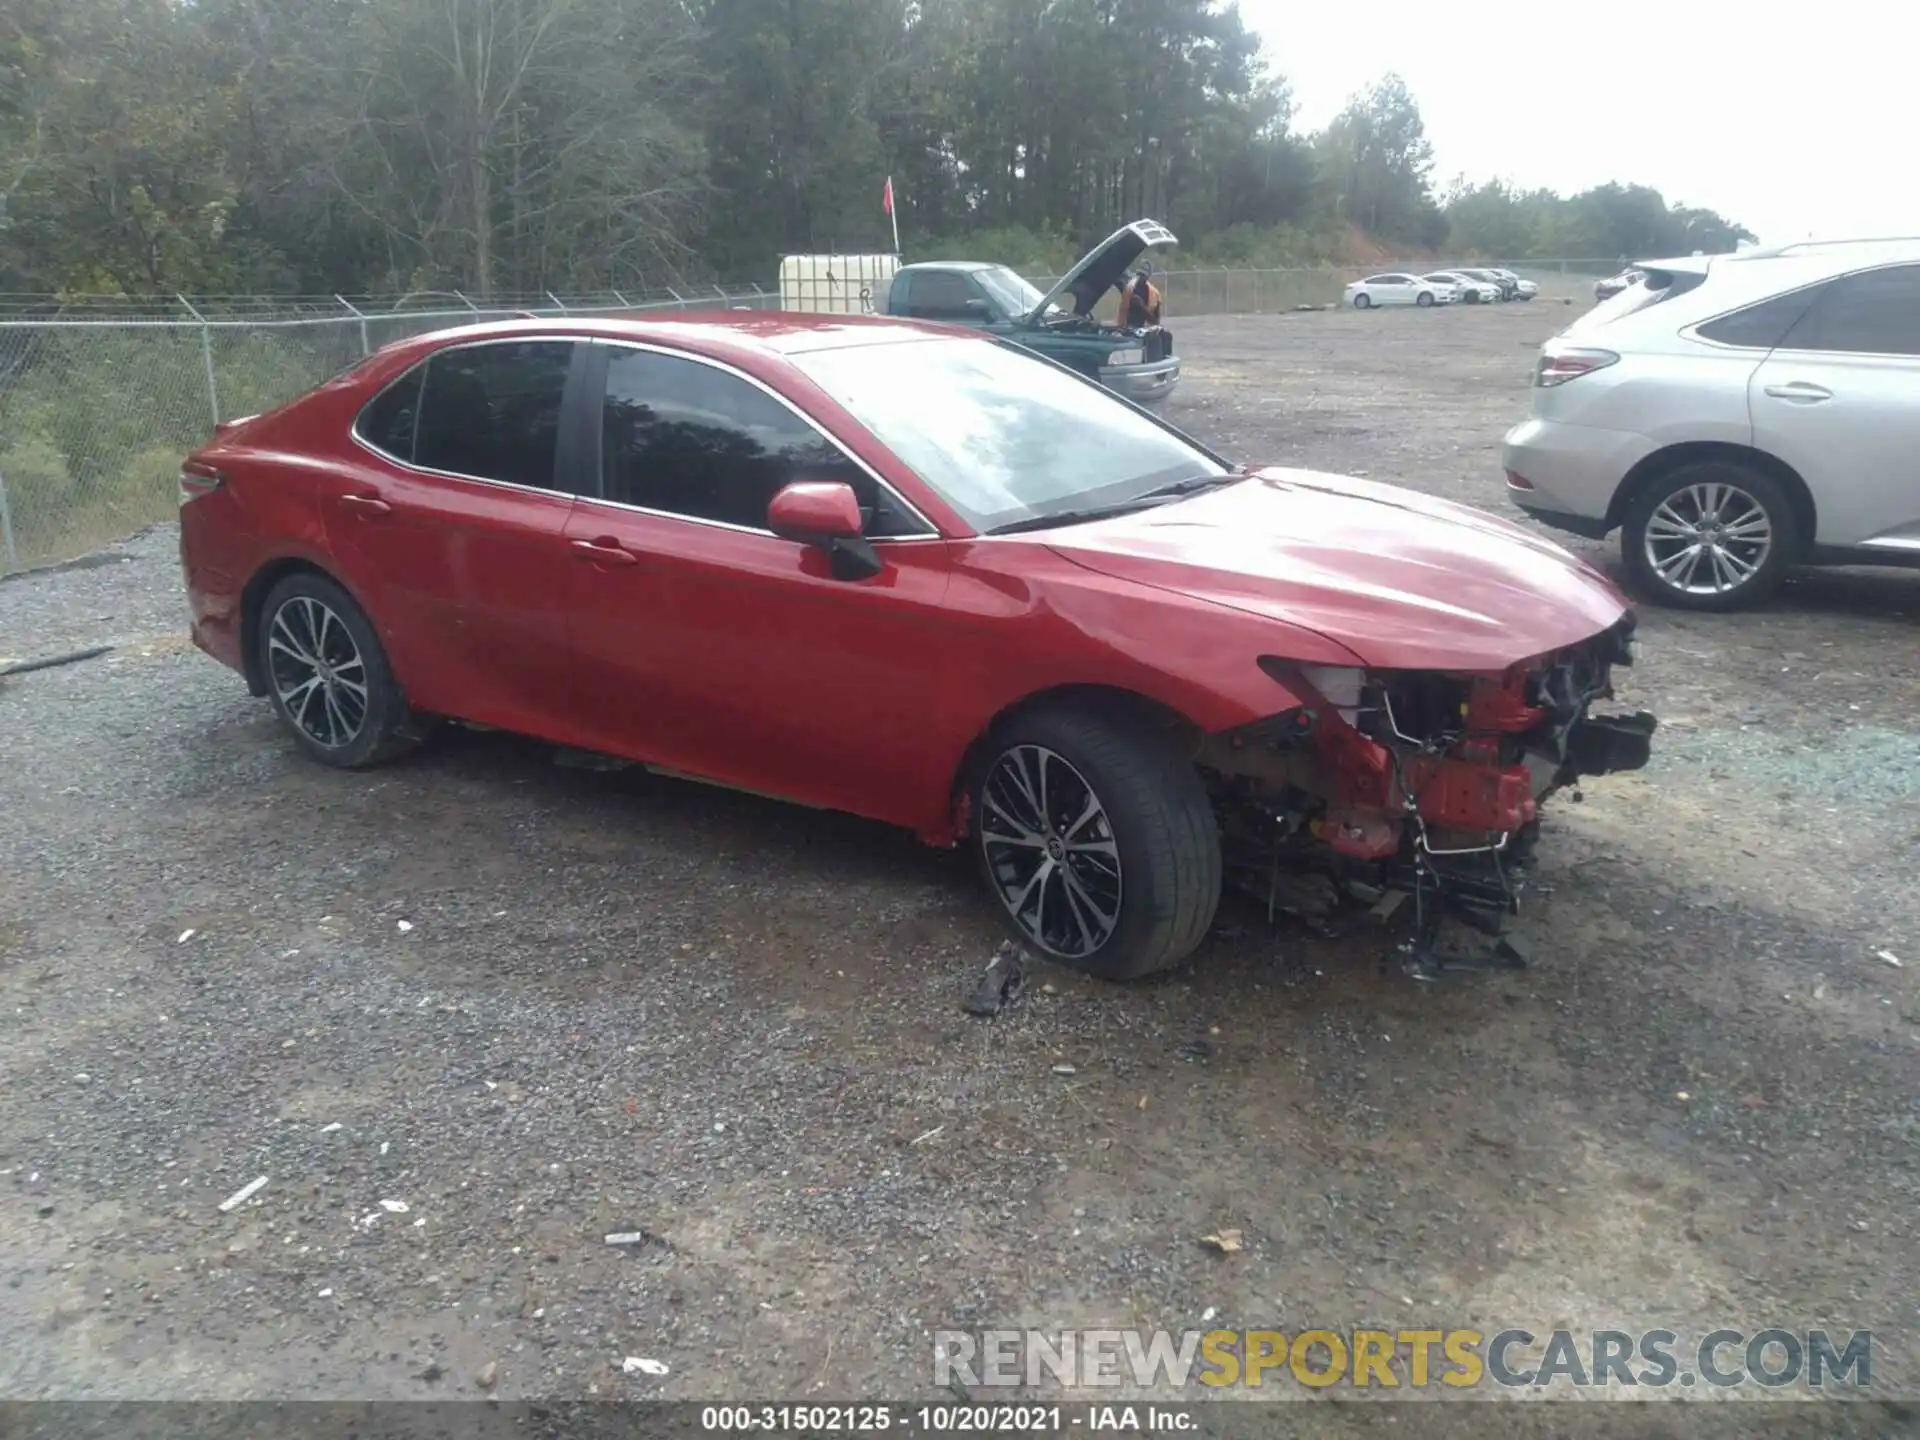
left=3, top=302, right=1919, bottom=1433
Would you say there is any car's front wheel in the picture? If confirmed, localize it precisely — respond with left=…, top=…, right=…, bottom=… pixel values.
left=1352, top=293, right=1372, bottom=309
left=972, top=705, right=1221, bottom=981
left=257, top=571, right=430, bottom=767
left=1416, top=291, right=1435, bottom=307
left=1620, top=461, right=1797, bottom=611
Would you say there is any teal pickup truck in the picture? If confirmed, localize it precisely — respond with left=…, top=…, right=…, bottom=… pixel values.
left=876, top=220, right=1181, bottom=406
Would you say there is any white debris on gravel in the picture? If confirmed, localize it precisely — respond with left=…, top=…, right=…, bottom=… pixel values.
left=621, top=1356, right=669, bottom=1377
left=217, top=1176, right=268, bottom=1212
left=1875, top=949, right=1904, bottom=968
left=378, top=1199, right=410, bottom=1213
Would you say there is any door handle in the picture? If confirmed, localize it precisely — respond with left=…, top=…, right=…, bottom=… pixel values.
left=1763, top=381, right=1833, bottom=403
left=338, top=493, right=392, bottom=516
left=569, top=538, right=639, bottom=567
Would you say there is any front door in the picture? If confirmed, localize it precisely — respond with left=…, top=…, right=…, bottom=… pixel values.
left=559, top=342, right=955, bottom=828
left=1748, top=263, right=1920, bottom=549
left=320, top=338, right=595, bottom=741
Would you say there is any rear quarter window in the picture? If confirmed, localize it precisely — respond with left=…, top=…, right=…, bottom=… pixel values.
left=1694, top=284, right=1828, bottom=349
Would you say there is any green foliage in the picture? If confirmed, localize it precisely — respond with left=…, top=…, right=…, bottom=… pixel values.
left=0, top=0, right=1753, bottom=295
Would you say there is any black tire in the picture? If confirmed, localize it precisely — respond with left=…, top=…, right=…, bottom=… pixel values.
left=1353, top=293, right=1372, bottom=309
left=1416, top=291, right=1435, bottom=308
left=1619, top=460, right=1798, bottom=612
left=972, top=705, right=1221, bottom=981
left=256, top=571, right=430, bottom=767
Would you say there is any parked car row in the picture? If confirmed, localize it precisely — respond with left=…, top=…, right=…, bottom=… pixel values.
left=1345, top=267, right=1539, bottom=309
left=1506, top=236, right=1920, bottom=610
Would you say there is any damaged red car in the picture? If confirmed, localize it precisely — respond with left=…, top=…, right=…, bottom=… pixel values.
left=180, top=313, right=1655, bottom=980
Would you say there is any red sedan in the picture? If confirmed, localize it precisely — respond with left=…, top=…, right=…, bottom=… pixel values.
left=180, top=313, right=1655, bottom=980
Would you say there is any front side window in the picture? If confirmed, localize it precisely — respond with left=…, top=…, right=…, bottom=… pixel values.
left=598, top=348, right=922, bottom=535
left=411, top=341, right=574, bottom=489
left=790, top=336, right=1228, bottom=533
left=1784, top=265, right=1920, bottom=356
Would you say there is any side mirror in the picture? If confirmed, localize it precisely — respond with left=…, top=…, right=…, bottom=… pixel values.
left=767, top=480, right=884, bottom=581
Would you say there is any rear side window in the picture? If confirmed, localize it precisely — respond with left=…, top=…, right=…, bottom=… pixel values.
left=1783, top=265, right=1920, bottom=356
left=413, top=341, right=574, bottom=489
left=357, top=365, right=424, bottom=460
left=1695, top=285, right=1827, bottom=350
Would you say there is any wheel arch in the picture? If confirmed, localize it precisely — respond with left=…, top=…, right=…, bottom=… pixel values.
left=944, top=683, right=1206, bottom=840
left=238, top=556, right=354, bottom=697
left=1606, top=442, right=1817, bottom=554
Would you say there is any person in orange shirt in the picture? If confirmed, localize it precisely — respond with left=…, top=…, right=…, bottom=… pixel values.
left=1118, top=263, right=1162, bottom=327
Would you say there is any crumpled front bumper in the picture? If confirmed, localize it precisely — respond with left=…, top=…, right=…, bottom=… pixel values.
left=1101, top=357, right=1180, bottom=406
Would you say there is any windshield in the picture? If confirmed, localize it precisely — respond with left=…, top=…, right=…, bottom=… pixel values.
left=973, top=266, right=1052, bottom=319
left=790, top=337, right=1228, bottom=533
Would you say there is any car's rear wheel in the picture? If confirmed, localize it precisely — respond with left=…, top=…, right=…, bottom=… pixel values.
left=1620, top=461, right=1797, bottom=611
left=1416, top=291, right=1435, bottom=308
left=973, top=706, right=1221, bottom=981
left=258, top=571, right=429, bottom=767
left=1353, top=293, right=1372, bottom=309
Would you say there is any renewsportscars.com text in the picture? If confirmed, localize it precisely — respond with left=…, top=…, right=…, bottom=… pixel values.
left=933, top=1327, right=1874, bottom=1392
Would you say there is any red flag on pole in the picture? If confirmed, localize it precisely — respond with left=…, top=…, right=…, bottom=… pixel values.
left=882, top=177, right=895, bottom=216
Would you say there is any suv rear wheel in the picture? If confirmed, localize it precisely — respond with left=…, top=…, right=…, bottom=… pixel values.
left=1620, top=460, right=1797, bottom=611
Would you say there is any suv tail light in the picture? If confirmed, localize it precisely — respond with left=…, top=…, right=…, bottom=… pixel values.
left=179, top=459, right=224, bottom=505
left=1535, top=344, right=1619, bottom=387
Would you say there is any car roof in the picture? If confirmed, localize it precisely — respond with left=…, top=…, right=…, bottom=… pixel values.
left=373, top=310, right=981, bottom=370
left=895, top=260, right=1000, bottom=273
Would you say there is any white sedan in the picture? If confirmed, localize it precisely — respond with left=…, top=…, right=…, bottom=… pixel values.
left=1424, top=271, right=1501, bottom=305
left=1345, top=273, right=1453, bottom=309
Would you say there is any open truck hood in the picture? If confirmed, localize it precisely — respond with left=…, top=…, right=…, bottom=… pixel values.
left=1025, top=220, right=1177, bottom=322
left=1042, top=467, right=1632, bottom=672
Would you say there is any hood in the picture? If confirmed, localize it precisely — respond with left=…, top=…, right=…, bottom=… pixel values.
left=1026, top=220, right=1177, bottom=321
left=1043, top=468, right=1632, bottom=671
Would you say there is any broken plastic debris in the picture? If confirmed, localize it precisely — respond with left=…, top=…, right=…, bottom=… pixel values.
left=1199, top=1229, right=1244, bottom=1255
left=605, top=1231, right=651, bottom=1247
left=1202, top=1306, right=1218, bottom=1322
left=379, top=1199, right=410, bottom=1213
left=1050, top=1063, right=1077, bottom=1077
left=621, top=1357, right=669, bottom=1377
left=1676, top=1091, right=1692, bottom=1101
left=396, top=920, right=413, bottom=933
left=217, top=1176, right=269, bottom=1213
left=961, top=941, right=1026, bottom=1017
left=1876, top=949, right=1904, bottom=968
left=380, top=1142, right=390, bottom=1155
left=177, top=929, right=196, bottom=944
left=320, top=1122, right=342, bottom=1134
left=317, top=1287, right=333, bottom=1298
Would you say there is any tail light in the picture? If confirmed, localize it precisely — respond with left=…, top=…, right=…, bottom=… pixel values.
left=179, top=459, right=224, bottom=505
left=1535, top=344, right=1619, bottom=387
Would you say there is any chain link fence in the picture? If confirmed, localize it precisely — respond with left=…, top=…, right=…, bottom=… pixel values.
left=0, top=261, right=1617, bottom=574
left=0, top=287, right=778, bottom=574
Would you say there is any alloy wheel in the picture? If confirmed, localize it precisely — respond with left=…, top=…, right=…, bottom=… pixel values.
left=266, top=595, right=369, bottom=748
left=1642, top=481, right=1774, bottom=596
left=979, top=744, right=1122, bottom=959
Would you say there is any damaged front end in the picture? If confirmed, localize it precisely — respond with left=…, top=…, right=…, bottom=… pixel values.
left=1195, top=616, right=1655, bottom=977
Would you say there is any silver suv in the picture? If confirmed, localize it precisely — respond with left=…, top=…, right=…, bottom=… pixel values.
left=1502, top=238, right=1920, bottom=609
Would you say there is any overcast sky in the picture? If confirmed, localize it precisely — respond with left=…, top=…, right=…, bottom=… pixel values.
left=1240, top=0, right=1908, bottom=247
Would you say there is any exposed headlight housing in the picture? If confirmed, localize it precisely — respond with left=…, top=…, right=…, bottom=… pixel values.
left=1106, top=348, right=1144, bottom=367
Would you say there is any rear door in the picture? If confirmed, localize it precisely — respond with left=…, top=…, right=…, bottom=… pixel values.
left=1748, top=264, right=1920, bottom=548
left=322, top=338, right=596, bottom=740
left=558, top=342, right=955, bottom=825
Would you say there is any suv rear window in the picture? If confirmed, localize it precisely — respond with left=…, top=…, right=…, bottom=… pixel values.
left=1694, top=285, right=1827, bottom=350
left=1567, top=267, right=1706, bottom=335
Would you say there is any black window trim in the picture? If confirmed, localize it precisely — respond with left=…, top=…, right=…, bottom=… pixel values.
left=1685, top=263, right=1920, bottom=356
left=348, top=334, right=590, bottom=495
left=574, top=338, right=944, bottom=542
